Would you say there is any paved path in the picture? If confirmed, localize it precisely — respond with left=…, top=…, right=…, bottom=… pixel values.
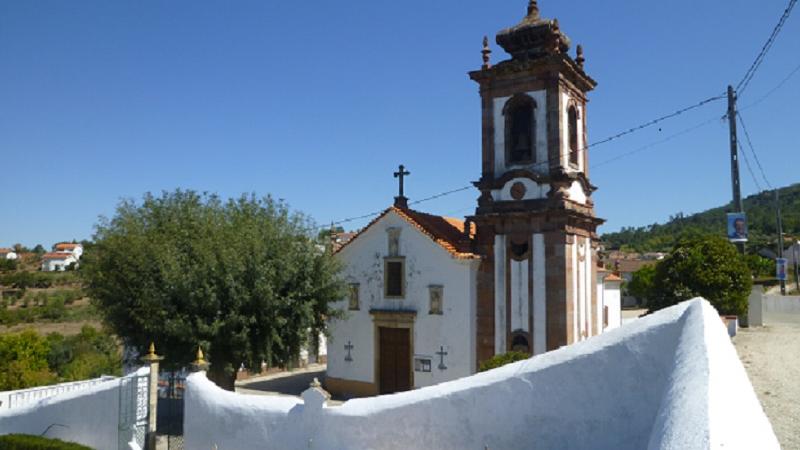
left=234, top=364, right=346, bottom=404
left=734, top=312, right=800, bottom=449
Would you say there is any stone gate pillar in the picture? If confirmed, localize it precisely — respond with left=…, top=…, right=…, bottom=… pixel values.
left=141, top=343, right=163, bottom=450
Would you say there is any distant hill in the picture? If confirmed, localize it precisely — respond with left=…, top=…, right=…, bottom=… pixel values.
left=602, top=183, right=800, bottom=253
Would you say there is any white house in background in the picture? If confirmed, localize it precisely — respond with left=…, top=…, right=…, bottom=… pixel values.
left=41, top=252, right=77, bottom=272
left=53, top=242, right=83, bottom=259
left=0, top=248, right=18, bottom=260
left=597, top=269, right=622, bottom=330
left=326, top=207, right=480, bottom=398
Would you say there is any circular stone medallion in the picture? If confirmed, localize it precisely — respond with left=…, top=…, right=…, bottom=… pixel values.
left=510, top=182, right=527, bottom=200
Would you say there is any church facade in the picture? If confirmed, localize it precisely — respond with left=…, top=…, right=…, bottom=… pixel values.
left=326, top=1, right=614, bottom=398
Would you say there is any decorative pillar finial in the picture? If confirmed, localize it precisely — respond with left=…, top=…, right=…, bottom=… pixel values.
left=576, top=44, right=585, bottom=69
left=527, top=0, right=540, bottom=19
left=141, top=342, right=163, bottom=363
left=191, top=345, right=209, bottom=371
left=481, top=36, right=492, bottom=69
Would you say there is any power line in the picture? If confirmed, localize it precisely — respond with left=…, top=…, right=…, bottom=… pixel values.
left=737, top=112, right=773, bottom=189
left=591, top=115, right=722, bottom=170
left=738, top=139, right=764, bottom=193
left=741, top=60, right=800, bottom=110
left=324, top=94, right=727, bottom=230
left=587, top=94, right=726, bottom=149
left=736, top=0, right=798, bottom=97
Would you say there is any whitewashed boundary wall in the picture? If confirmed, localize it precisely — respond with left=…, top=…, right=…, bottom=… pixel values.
left=0, top=376, right=116, bottom=410
left=0, top=367, right=149, bottom=450
left=185, top=299, right=778, bottom=450
left=763, top=294, right=800, bottom=314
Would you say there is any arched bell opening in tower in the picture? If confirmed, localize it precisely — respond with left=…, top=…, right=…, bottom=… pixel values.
left=503, top=94, right=537, bottom=165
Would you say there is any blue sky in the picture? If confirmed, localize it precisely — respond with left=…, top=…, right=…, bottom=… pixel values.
left=1, top=0, right=798, bottom=248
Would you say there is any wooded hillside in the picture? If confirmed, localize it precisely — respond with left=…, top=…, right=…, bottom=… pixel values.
left=602, top=183, right=800, bottom=253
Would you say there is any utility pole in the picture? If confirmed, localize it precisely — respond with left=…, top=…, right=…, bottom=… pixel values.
left=727, top=85, right=745, bottom=254
left=776, top=189, right=786, bottom=295
left=794, top=241, right=800, bottom=293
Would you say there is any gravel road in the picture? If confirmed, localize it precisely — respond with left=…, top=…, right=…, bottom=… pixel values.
left=734, top=313, right=800, bottom=449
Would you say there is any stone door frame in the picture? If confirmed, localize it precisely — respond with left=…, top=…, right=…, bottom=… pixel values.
left=371, top=310, right=416, bottom=394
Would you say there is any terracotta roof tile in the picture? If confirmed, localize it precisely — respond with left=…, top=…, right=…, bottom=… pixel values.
left=54, top=243, right=80, bottom=250
left=42, top=252, right=73, bottom=260
left=335, top=206, right=479, bottom=260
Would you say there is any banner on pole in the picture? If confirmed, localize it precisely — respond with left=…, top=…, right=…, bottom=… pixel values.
left=727, top=213, right=748, bottom=242
left=777, top=258, right=788, bottom=281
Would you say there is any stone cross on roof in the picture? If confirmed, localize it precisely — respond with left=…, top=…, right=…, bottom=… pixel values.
left=394, top=164, right=411, bottom=208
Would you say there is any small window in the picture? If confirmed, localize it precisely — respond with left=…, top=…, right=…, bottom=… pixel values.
left=385, top=258, right=405, bottom=298
left=348, top=283, right=360, bottom=310
left=568, top=105, right=579, bottom=166
left=504, top=95, right=536, bottom=165
left=429, top=285, right=443, bottom=315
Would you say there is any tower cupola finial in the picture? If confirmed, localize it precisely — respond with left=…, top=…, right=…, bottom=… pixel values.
left=527, top=0, right=540, bottom=19
left=482, top=36, right=492, bottom=69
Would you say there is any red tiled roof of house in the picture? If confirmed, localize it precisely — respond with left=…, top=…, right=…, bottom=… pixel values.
left=42, top=252, right=72, bottom=260
left=54, top=243, right=80, bottom=250
left=0, top=248, right=13, bottom=254
left=335, top=206, right=479, bottom=260
left=614, top=259, right=656, bottom=274
left=604, top=273, right=623, bottom=282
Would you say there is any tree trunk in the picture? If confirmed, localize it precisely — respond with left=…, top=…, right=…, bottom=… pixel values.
left=207, top=365, right=237, bottom=391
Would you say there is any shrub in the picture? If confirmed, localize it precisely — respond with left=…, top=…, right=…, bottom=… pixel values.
left=478, top=351, right=529, bottom=372
left=649, top=235, right=752, bottom=316
left=0, top=330, right=57, bottom=390
left=0, top=434, right=91, bottom=450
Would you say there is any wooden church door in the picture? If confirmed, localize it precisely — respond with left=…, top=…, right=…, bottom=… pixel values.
left=378, top=327, right=411, bottom=394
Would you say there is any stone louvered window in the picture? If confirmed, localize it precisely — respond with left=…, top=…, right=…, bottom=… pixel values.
left=348, top=283, right=360, bottom=310
left=429, top=285, right=443, bottom=315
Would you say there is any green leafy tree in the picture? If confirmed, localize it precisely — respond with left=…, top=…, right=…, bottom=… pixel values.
left=0, top=330, right=57, bottom=390
left=627, top=265, right=656, bottom=305
left=81, top=190, right=344, bottom=390
left=649, top=235, right=752, bottom=316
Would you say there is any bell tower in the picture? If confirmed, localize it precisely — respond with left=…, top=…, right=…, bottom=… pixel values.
left=469, top=1, right=604, bottom=364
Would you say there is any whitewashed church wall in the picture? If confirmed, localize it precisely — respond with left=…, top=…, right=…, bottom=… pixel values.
left=186, top=299, right=778, bottom=450
left=571, top=242, right=579, bottom=341
left=532, top=233, right=547, bottom=354
left=0, top=368, right=148, bottom=450
left=509, top=260, right=529, bottom=333
left=329, top=212, right=477, bottom=388
left=577, top=239, right=587, bottom=340
left=584, top=240, right=594, bottom=337
left=604, top=282, right=622, bottom=330
left=596, top=278, right=605, bottom=332
left=492, top=91, right=548, bottom=177
left=494, top=235, right=507, bottom=354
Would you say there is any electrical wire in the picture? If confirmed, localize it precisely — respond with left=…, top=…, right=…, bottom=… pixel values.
left=736, top=0, right=798, bottom=97
left=323, top=94, right=727, bottom=231
left=738, top=139, right=764, bottom=193
left=741, top=61, right=800, bottom=110
left=737, top=112, right=773, bottom=190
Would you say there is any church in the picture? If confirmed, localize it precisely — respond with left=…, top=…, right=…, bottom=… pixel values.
left=325, top=0, right=620, bottom=398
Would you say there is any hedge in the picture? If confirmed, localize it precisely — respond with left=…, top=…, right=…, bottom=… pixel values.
left=0, top=434, right=91, bottom=450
